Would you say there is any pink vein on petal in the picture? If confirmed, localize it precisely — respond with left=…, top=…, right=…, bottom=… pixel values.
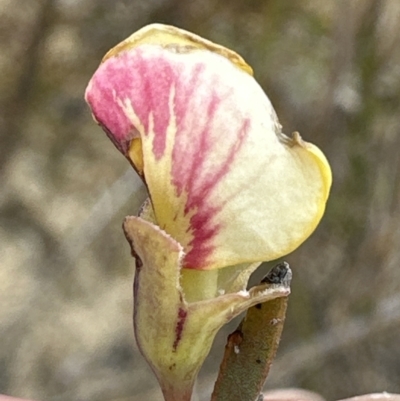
left=179, top=119, right=250, bottom=268
left=87, top=49, right=177, bottom=158
left=169, top=64, right=250, bottom=267
left=88, top=46, right=252, bottom=269
left=133, top=52, right=175, bottom=159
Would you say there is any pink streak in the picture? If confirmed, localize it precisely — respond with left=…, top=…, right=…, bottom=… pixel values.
left=86, top=50, right=175, bottom=157
left=86, top=47, right=251, bottom=269
left=173, top=307, right=188, bottom=351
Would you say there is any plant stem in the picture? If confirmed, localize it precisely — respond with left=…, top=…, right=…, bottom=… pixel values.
left=211, top=262, right=292, bottom=401
left=160, top=379, right=194, bottom=401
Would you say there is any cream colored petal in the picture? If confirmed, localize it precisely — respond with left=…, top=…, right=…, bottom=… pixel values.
left=86, top=24, right=332, bottom=270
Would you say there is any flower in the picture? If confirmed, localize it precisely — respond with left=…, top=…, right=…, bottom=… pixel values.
left=85, top=24, right=332, bottom=401
left=85, top=23, right=331, bottom=273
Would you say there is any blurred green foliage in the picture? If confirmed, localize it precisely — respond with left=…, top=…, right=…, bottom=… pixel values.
left=1, top=0, right=400, bottom=400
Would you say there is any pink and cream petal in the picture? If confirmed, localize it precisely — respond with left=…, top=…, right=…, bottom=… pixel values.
left=86, top=25, right=331, bottom=271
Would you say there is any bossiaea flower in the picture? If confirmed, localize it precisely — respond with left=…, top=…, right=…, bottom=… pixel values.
left=85, top=23, right=331, bottom=272
left=85, top=24, right=332, bottom=401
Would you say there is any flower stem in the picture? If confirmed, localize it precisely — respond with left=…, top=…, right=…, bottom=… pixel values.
left=211, top=262, right=292, bottom=401
left=160, top=379, right=194, bottom=401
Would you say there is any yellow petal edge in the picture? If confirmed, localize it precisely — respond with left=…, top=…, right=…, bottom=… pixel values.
left=102, top=23, right=253, bottom=76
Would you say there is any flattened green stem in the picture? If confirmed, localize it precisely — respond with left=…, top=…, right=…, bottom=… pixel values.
left=211, top=262, right=292, bottom=401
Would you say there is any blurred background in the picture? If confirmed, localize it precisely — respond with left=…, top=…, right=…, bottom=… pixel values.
left=1, top=0, right=400, bottom=400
